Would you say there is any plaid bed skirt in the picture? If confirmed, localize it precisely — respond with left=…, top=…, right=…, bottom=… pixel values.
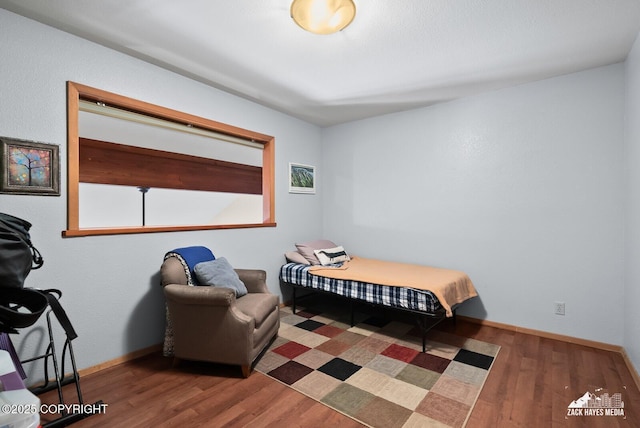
left=280, top=263, right=442, bottom=313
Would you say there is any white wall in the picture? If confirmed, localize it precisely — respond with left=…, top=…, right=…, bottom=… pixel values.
left=322, top=64, right=626, bottom=345
left=624, top=35, right=640, bottom=371
left=0, top=9, right=323, bottom=375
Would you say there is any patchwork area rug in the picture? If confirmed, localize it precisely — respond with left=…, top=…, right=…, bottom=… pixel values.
left=256, top=304, right=499, bottom=428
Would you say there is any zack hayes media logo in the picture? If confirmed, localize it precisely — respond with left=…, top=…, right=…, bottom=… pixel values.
left=566, top=388, right=625, bottom=418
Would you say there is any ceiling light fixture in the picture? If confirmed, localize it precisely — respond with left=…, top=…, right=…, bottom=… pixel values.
left=290, top=0, right=356, bottom=35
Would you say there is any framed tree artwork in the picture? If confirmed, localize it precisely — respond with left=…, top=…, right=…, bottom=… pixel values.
left=289, top=162, right=315, bottom=194
left=1, top=137, right=60, bottom=196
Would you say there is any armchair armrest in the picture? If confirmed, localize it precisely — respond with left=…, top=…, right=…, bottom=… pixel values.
left=164, top=283, right=236, bottom=307
left=235, top=269, right=269, bottom=294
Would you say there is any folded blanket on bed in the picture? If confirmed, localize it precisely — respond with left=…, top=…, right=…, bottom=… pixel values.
left=308, top=256, right=477, bottom=317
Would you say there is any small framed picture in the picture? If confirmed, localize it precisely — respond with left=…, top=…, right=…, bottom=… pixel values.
left=289, top=162, right=315, bottom=194
left=1, top=137, right=60, bottom=196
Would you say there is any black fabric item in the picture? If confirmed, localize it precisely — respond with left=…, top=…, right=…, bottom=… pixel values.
left=0, top=288, right=78, bottom=341
left=0, top=215, right=77, bottom=340
left=0, top=213, right=43, bottom=288
left=0, top=288, right=48, bottom=334
left=42, top=289, right=78, bottom=341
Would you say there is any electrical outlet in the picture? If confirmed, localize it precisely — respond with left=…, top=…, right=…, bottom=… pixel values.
left=554, top=302, right=565, bottom=316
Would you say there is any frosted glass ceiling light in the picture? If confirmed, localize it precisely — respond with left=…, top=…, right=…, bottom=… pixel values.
left=291, top=0, right=356, bottom=35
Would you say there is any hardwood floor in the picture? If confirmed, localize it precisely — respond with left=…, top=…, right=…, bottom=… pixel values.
left=37, top=318, right=640, bottom=427
left=444, top=321, right=639, bottom=427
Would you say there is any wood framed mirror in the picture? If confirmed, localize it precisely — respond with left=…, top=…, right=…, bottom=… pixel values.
left=64, top=82, right=275, bottom=237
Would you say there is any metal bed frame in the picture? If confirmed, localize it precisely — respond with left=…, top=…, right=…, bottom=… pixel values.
left=283, top=280, right=458, bottom=353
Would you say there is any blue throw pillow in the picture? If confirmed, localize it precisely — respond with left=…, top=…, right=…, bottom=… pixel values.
left=193, top=257, right=248, bottom=297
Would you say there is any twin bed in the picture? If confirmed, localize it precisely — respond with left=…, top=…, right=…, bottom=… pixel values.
left=279, top=242, right=478, bottom=352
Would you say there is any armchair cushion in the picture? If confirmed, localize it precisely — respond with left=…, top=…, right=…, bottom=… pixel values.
left=194, top=257, right=248, bottom=297
left=235, top=293, right=279, bottom=328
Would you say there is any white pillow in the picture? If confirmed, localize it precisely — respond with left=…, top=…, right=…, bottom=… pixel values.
left=295, top=239, right=337, bottom=265
left=313, top=246, right=350, bottom=265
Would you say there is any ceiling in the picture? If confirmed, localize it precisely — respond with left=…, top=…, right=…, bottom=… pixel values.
left=2, top=0, right=640, bottom=127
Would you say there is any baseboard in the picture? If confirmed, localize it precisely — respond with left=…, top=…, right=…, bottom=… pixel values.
left=620, top=348, right=640, bottom=391
left=458, top=315, right=622, bottom=352
left=459, top=315, right=640, bottom=390
left=78, top=343, right=162, bottom=377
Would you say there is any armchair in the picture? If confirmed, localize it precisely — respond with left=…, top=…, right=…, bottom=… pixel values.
left=161, top=256, right=279, bottom=377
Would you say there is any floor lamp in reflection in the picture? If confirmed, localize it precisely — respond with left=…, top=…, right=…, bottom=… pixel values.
left=138, top=186, right=150, bottom=226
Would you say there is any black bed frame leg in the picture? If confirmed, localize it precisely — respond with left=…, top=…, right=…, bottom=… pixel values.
left=292, top=287, right=297, bottom=314
left=422, top=332, right=426, bottom=353
left=350, top=300, right=355, bottom=326
left=415, top=311, right=450, bottom=353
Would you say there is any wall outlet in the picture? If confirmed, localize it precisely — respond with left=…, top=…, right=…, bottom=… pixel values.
left=554, top=302, right=565, bottom=316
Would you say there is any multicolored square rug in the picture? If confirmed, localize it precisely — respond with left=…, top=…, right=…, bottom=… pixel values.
left=256, top=304, right=499, bottom=428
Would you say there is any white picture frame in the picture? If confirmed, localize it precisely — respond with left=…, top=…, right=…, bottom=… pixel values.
left=289, top=162, right=315, bottom=194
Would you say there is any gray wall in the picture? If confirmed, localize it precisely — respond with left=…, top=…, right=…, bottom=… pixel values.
left=321, top=64, right=626, bottom=346
left=625, top=35, right=640, bottom=372
left=0, top=9, right=323, bottom=376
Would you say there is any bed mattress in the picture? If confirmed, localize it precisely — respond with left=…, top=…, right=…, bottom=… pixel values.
left=280, top=263, right=442, bottom=313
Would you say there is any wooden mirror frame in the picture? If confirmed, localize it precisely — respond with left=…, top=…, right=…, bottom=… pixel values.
left=64, top=81, right=275, bottom=237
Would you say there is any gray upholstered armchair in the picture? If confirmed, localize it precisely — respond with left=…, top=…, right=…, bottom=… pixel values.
left=161, top=256, right=279, bottom=377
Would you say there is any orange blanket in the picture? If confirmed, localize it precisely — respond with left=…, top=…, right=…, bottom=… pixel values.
left=309, top=256, right=477, bottom=317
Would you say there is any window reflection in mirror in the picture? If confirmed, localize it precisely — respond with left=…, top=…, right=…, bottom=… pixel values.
left=64, top=82, right=275, bottom=237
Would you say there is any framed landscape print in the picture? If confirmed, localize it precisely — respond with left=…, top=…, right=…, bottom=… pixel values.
left=289, top=162, right=315, bottom=194
left=1, top=137, right=60, bottom=195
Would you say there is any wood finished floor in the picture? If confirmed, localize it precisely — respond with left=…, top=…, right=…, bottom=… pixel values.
left=37, top=317, right=640, bottom=427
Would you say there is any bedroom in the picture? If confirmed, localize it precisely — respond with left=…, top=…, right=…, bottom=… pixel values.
left=0, top=1, right=639, bottom=426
